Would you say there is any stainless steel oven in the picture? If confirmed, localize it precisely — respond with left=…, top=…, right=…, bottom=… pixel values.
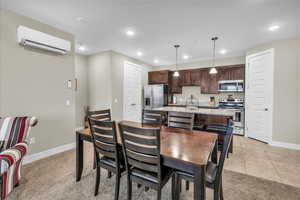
left=218, top=80, right=244, bottom=93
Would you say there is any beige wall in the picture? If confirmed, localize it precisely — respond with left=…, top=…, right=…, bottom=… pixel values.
left=87, top=51, right=153, bottom=121
left=0, top=9, right=76, bottom=155
left=75, top=54, right=89, bottom=128
left=153, top=56, right=245, bottom=71
left=87, top=51, right=112, bottom=111
left=247, top=38, right=300, bottom=145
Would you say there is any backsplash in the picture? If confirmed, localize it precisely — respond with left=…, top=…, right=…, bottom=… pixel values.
left=173, top=86, right=244, bottom=105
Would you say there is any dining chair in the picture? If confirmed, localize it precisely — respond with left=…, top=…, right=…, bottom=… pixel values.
left=87, top=109, right=113, bottom=175
left=88, top=118, right=125, bottom=199
left=173, top=120, right=234, bottom=200
left=206, top=123, right=233, bottom=157
left=142, top=109, right=163, bottom=126
left=168, top=111, right=194, bottom=130
left=119, top=123, right=174, bottom=200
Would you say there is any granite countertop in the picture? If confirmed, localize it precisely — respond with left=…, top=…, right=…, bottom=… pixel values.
left=153, top=106, right=236, bottom=117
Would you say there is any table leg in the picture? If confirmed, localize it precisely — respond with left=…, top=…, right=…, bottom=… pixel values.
left=76, top=133, right=84, bottom=182
left=194, top=166, right=206, bottom=200
left=212, top=139, right=218, bottom=164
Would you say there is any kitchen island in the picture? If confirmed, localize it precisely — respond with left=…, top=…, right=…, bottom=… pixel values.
left=153, top=106, right=236, bottom=117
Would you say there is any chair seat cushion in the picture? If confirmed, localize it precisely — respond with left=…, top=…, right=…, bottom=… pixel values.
left=176, top=161, right=218, bottom=184
left=131, top=167, right=173, bottom=184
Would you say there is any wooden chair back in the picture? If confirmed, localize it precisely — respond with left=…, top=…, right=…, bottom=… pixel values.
left=216, top=120, right=234, bottom=180
left=142, top=109, right=163, bottom=126
left=88, top=118, right=119, bottom=163
left=168, top=111, right=194, bottom=130
left=88, top=109, right=111, bottom=121
left=119, top=124, right=161, bottom=176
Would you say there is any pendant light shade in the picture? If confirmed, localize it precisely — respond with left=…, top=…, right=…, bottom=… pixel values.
left=209, top=37, right=218, bottom=75
left=173, top=71, right=180, bottom=77
left=209, top=67, right=218, bottom=74
left=173, top=44, right=180, bottom=77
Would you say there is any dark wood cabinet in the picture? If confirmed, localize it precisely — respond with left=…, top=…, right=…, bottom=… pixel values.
left=217, top=65, right=245, bottom=81
left=200, top=68, right=219, bottom=94
left=148, top=64, right=245, bottom=94
left=148, top=70, right=170, bottom=84
left=179, top=70, right=191, bottom=86
left=190, top=69, right=201, bottom=86
left=170, top=72, right=182, bottom=93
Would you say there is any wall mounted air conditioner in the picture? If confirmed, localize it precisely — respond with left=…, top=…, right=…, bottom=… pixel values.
left=17, top=25, right=71, bottom=55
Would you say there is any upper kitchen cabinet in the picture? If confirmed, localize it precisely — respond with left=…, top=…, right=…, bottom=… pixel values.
left=170, top=72, right=182, bottom=93
left=179, top=69, right=201, bottom=86
left=179, top=70, right=191, bottom=86
left=190, top=69, right=202, bottom=85
left=148, top=70, right=171, bottom=84
left=200, top=68, right=219, bottom=94
left=217, top=65, right=245, bottom=81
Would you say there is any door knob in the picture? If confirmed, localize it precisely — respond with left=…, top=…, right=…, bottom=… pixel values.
left=264, top=108, right=268, bottom=111
left=131, top=103, right=136, bottom=106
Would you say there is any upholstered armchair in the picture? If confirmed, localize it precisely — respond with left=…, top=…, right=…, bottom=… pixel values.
left=0, top=117, right=38, bottom=200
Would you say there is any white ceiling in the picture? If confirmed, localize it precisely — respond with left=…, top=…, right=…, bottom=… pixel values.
left=2, top=0, right=300, bottom=65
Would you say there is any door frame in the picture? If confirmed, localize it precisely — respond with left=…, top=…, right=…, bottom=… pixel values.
left=245, top=48, right=274, bottom=143
left=123, top=61, right=142, bottom=121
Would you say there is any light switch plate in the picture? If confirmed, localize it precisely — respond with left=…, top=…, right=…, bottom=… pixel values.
left=67, top=80, right=72, bottom=88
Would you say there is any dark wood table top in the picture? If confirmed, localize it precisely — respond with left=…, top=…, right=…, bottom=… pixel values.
left=76, top=120, right=217, bottom=166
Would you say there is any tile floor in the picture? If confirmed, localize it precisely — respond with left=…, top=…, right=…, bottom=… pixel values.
left=225, top=136, right=300, bottom=188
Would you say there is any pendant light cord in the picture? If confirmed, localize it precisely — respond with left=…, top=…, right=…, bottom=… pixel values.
left=174, top=45, right=180, bottom=71
left=212, top=37, right=218, bottom=68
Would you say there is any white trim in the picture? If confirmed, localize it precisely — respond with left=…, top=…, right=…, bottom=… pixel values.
left=270, top=141, right=300, bottom=150
left=245, top=48, right=274, bottom=144
left=23, top=143, right=75, bottom=165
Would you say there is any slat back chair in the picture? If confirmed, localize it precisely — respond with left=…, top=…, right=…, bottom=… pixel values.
left=142, top=109, right=163, bottom=126
left=168, top=111, right=194, bottom=130
left=119, top=124, right=173, bottom=200
left=88, top=118, right=124, bottom=199
left=88, top=109, right=111, bottom=122
left=173, top=120, right=234, bottom=200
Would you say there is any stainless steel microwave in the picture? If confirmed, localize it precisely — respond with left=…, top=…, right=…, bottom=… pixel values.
left=218, top=80, right=244, bottom=92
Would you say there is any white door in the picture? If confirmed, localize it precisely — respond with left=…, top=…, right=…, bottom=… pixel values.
left=123, top=61, right=142, bottom=122
left=245, top=49, right=274, bottom=143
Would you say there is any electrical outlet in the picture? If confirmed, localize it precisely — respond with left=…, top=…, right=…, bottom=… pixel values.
left=30, top=137, right=35, bottom=144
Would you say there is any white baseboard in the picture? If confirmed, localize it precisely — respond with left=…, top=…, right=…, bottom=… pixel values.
left=23, top=143, right=76, bottom=165
left=270, top=141, right=300, bottom=150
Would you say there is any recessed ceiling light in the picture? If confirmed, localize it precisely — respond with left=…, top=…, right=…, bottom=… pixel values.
left=182, top=55, right=189, bottom=60
left=219, top=49, right=227, bottom=55
left=269, top=25, right=280, bottom=31
left=78, top=44, right=86, bottom=52
left=154, top=59, right=159, bottom=64
left=137, top=51, right=143, bottom=56
left=126, top=30, right=135, bottom=37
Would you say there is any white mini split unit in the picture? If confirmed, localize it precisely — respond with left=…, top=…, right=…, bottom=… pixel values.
left=17, top=25, right=71, bottom=55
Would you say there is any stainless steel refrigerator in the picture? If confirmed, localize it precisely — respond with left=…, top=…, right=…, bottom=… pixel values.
left=144, top=84, right=168, bottom=109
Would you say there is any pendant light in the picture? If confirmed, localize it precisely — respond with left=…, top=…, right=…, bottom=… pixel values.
left=209, top=37, right=218, bottom=74
left=173, top=45, right=180, bottom=77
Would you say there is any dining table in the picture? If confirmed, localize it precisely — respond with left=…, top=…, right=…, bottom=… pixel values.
left=76, top=120, right=218, bottom=200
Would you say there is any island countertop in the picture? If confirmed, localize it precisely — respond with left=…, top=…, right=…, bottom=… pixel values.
left=153, top=106, right=236, bottom=117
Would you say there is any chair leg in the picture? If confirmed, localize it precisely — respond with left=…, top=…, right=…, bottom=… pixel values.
left=157, top=189, right=161, bottom=200
left=108, top=171, right=112, bottom=179
left=185, top=181, right=189, bottom=191
left=214, top=186, right=220, bottom=200
left=137, top=183, right=141, bottom=188
left=93, top=154, right=96, bottom=170
left=114, top=172, right=120, bottom=200
left=220, top=183, right=224, bottom=200
left=94, top=166, right=101, bottom=196
left=127, top=176, right=132, bottom=200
